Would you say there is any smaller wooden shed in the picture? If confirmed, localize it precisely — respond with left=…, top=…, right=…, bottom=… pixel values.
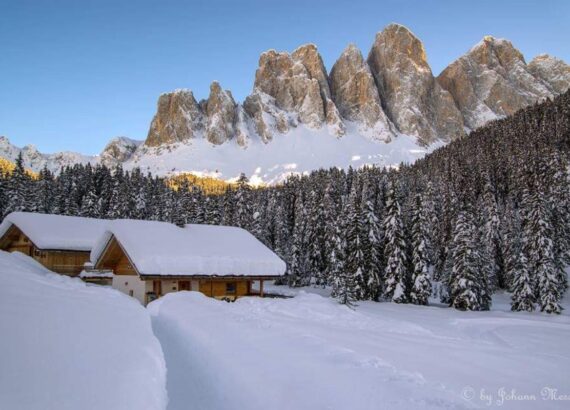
left=0, top=212, right=108, bottom=276
left=90, top=220, right=286, bottom=304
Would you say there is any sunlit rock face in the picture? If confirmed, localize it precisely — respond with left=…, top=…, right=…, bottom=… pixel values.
left=437, top=36, right=568, bottom=130
left=367, top=23, right=465, bottom=144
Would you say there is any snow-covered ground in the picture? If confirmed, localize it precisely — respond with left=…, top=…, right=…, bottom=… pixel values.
left=2, top=253, right=568, bottom=410
left=0, top=251, right=167, bottom=410
left=149, top=288, right=570, bottom=410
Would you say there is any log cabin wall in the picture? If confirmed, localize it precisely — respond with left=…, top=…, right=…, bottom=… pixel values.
left=0, top=226, right=89, bottom=276
left=35, top=250, right=90, bottom=276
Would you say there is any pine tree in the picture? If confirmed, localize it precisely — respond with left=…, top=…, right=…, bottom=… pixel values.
left=523, top=183, right=562, bottom=314
left=510, top=251, right=535, bottom=312
left=382, top=183, right=408, bottom=303
left=4, top=152, right=31, bottom=217
left=344, top=183, right=366, bottom=299
left=449, top=208, right=485, bottom=311
left=306, top=189, right=326, bottom=285
left=323, top=183, right=344, bottom=289
left=410, top=194, right=432, bottom=305
left=482, top=178, right=504, bottom=289
left=333, top=269, right=358, bottom=308
left=289, top=192, right=308, bottom=287
left=234, top=173, right=252, bottom=230
left=361, top=178, right=382, bottom=300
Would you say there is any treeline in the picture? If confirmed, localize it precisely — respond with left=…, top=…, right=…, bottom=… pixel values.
left=1, top=91, right=569, bottom=313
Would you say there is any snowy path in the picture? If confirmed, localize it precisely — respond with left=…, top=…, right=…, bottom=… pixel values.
left=149, top=290, right=570, bottom=410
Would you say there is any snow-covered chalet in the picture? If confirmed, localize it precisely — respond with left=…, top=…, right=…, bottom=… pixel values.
left=0, top=212, right=286, bottom=304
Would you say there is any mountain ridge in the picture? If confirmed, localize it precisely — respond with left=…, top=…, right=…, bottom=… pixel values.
left=2, top=23, right=568, bottom=183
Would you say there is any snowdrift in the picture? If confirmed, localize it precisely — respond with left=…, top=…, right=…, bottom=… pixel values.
left=0, top=251, right=168, bottom=410
left=149, top=290, right=570, bottom=410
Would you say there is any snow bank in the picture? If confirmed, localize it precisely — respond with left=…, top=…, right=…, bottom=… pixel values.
left=0, top=251, right=167, bottom=410
left=149, top=290, right=570, bottom=410
left=91, top=220, right=286, bottom=277
left=0, top=212, right=109, bottom=251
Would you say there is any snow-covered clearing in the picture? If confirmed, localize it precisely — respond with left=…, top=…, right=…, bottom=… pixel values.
left=149, top=289, right=570, bottom=410
left=2, top=252, right=568, bottom=410
left=0, top=251, right=167, bottom=410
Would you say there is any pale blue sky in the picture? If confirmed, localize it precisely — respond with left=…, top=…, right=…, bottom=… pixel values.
left=1, top=0, right=568, bottom=154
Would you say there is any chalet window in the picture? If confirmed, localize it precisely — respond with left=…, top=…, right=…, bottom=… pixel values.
left=129, top=290, right=134, bottom=297
left=226, top=283, right=236, bottom=294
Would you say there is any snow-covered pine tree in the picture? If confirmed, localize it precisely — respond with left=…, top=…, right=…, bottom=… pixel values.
left=233, top=173, right=252, bottom=230
left=344, top=183, right=366, bottom=300
left=80, top=185, right=100, bottom=218
left=546, top=153, right=570, bottom=293
left=482, top=177, right=504, bottom=289
left=361, top=177, right=382, bottom=300
left=322, top=182, right=343, bottom=289
left=501, top=201, right=521, bottom=291
left=382, top=182, right=409, bottom=303
left=221, top=186, right=235, bottom=226
left=333, top=269, right=359, bottom=308
left=449, top=207, right=485, bottom=311
left=34, top=165, right=55, bottom=214
left=289, top=191, right=308, bottom=287
left=523, top=182, right=562, bottom=314
left=510, top=251, right=535, bottom=312
left=410, top=194, right=432, bottom=305
left=306, top=189, right=326, bottom=286
left=4, top=152, right=32, bottom=217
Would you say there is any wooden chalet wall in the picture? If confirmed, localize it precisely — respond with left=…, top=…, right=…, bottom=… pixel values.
left=199, top=279, right=250, bottom=298
left=0, top=225, right=89, bottom=276
left=96, top=237, right=137, bottom=275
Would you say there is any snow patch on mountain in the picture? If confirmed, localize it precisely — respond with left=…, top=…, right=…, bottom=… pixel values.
left=125, top=124, right=441, bottom=185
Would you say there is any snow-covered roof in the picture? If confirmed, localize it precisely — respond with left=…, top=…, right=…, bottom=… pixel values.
left=0, top=212, right=109, bottom=252
left=91, top=220, right=286, bottom=277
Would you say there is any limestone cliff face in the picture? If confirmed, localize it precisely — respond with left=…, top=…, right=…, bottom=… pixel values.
left=437, top=36, right=562, bottom=130
left=367, top=24, right=465, bottom=144
left=330, top=44, right=394, bottom=141
left=251, top=44, right=344, bottom=137
left=204, top=81, right=238, bottom=145
left=528, top=54, right=570, bottom=95
left=145, top=90, right=203, bottom=147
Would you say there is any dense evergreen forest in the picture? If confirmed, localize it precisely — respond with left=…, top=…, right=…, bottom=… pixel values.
left=1, top=91, right=569, bottom=313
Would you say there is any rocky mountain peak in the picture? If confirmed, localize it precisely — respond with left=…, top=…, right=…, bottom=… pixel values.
left=468, top=35, right=526, bottom=69
left=248, top=43, right=345, bottom=137
left=330, top=43, right=394, bottom=140
left=145, top=89, right=203, bottom=147
left=437, top=36, right=565, bottom=130
left=204, top=81, right=238, bottom=145
left=528, top=54, right=570, bottom=94
left=376, top=23, right=429, bottom=68
left=100, top=137, right=141, bottom=167
left=367, top=24, right=464, bottom=144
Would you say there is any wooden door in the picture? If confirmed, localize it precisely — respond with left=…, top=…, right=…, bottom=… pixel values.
left=178, top=280, right=191, bottom=291
left=153, top=280, right=162, bottom=296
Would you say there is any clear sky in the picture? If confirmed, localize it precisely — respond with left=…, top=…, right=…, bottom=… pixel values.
left=1, top=0, right=568, bottom=155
